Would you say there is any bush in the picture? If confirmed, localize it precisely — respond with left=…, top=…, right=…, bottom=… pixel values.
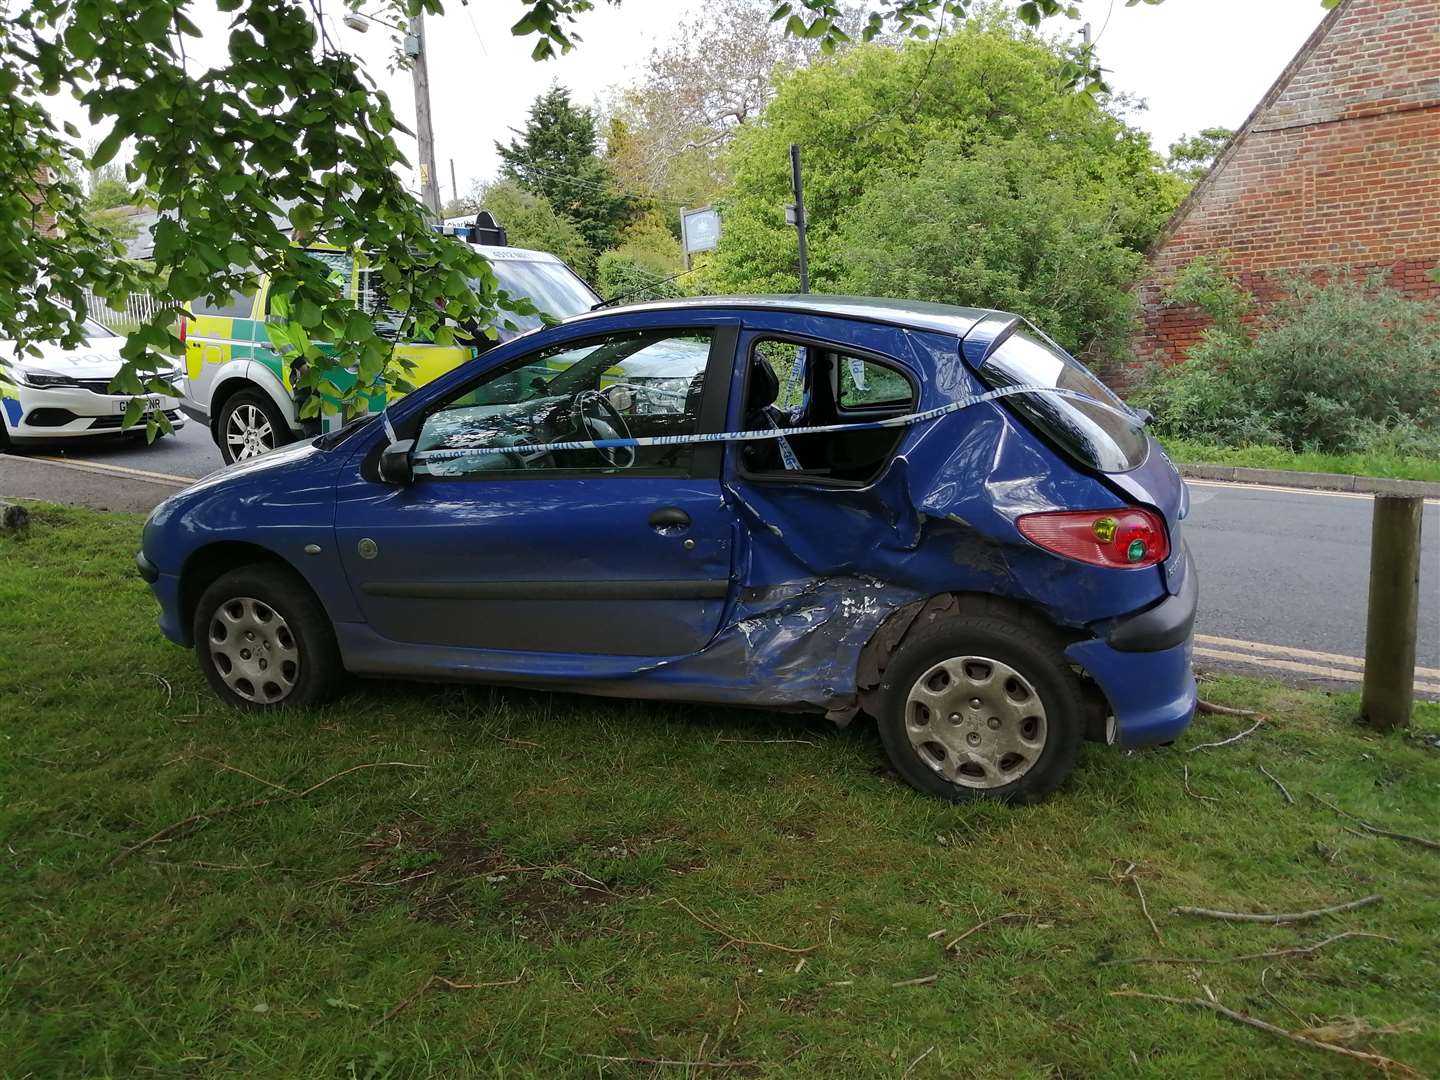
left=1135, top=259, right=1440, bottom=456
left=595, top=251, right=684, bottom=303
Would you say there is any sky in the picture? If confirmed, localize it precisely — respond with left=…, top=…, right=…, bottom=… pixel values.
left=49, top=0, right=1332, bottom=205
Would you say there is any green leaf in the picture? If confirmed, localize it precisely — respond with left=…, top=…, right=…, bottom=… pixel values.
left=90, top=129, right=125, bottom=169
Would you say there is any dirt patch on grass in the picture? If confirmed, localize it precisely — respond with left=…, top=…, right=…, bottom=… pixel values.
left=340, top=814, right=687, bottom=939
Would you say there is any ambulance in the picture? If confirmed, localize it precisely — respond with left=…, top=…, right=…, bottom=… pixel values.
left=179, top=235, right=598, bottom=464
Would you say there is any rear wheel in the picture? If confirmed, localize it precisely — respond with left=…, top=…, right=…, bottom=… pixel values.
left=193, top=565, right=343, bottom=709
left=876, top=612, right=1085, bottom=804
left=218, top=390, right=293, bottom=465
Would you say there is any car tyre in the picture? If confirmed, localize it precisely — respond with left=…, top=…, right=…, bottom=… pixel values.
left=193, top=564, right=344, bottom=709
left=218, top=389, right=292, bottom=465
left=875, top=611, right=1085, bottom=804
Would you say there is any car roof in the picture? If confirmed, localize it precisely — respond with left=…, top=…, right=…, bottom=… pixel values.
left=566, top=294, right=999, bottom=337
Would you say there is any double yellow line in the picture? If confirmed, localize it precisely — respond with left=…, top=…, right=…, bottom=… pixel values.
left=1196, top=634, right=1440, bottom=695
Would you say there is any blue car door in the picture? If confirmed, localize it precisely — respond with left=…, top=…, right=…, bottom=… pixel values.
left=333, top=319, right=739, bottom=657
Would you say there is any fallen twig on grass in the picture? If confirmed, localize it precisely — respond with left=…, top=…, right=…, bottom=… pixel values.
left=1182, top=764, right=1220, bottom=804
left=140, top=671, right=174, bottom=707
left=194, top=755, right=296, bottom=794
left=1258, top=765, right=1295, bottom=805
left=582, top=1055, right=757, bottom=1070
left=1172, top=894, right=1382, bottom=924
left=1310, top=795, right=1440, bottom=853
left=901, top=1046, right=936, bottom=1080
left=1186, top=717, right=1265, bottom=752
left=374, top=972, right=524, bottom=1027
left=1102, top=930, right=1399, bottom=966
left=1115, top=862, right=1162, bottom=943
left=1197, top=700, right=1260, bottom=718
left=1110, top=990, right=1421, bottom=1077
left=715, top=736, right=821, bottom=748
left=110, top=761, right=429, bottom=865
left=663, top=897, right=820, bottom=955
left=891, top=974, right=938, bottom=988
left=944, top=912, right=1031, bottom=950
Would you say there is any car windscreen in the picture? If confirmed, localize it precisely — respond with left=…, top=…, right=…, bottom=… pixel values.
left=487, top=259, right=596, bottom=332
left=976, top=328, right=1148, bottom=474
left=84, top=318, right=118, bottom=338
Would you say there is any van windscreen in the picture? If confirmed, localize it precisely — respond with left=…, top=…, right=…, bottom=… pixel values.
left=977, top=329, right=1148, bottom=474
left=487, top=259, right=597, bottom=331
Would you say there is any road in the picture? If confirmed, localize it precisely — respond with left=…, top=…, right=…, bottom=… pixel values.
left=1184, top=479, right=1438, bottom=695
left=31, top=415, right=222, bottom=480
left=4, top=433, right=1437, bottom=695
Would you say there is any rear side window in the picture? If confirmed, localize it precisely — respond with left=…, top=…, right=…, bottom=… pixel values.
left=193, top=290, right=256, bottom=319
left=978, top=329, right=1148, bottom=474
left=838, top=356, right=912, bottom=409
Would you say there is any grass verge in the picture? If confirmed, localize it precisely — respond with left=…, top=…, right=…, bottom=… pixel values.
left=2, top=504, right=1438, bottom=1078
left=1159, top=439, right=1440, bottom=484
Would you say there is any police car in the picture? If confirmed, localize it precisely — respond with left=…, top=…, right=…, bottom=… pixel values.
left=1, top=318, right=185, bottom=446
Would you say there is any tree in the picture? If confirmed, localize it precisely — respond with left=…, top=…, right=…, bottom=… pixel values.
left=705, top=12, right=1184, bottom=345
left=1164, top=127, right=1234, bottom=183
left=606, top=0, right=859, bottom=212
left=462, top=179, right=594, bottom=274
left=837, top=138, right=1148, bottom=355
left=496, top=84, right=634, bottom=256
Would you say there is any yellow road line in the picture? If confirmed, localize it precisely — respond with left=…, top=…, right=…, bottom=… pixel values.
left=1186, top=478, right=1440, bottom=507
left=1195, top=646, right=1440, bottom=695
left=1196, top=633, right=1440, bottom=679
left=37, top=455, right=194, bottom=485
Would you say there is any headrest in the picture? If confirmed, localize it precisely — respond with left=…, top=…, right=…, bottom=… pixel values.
left=747, top=354, right=780, bottom=412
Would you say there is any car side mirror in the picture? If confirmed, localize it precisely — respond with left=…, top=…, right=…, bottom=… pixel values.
left=378, top=438, right=415, bottom=485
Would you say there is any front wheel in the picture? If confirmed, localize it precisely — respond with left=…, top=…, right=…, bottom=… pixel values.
left=193, top=565, right=344, bottom=709
left=218, top=390, right=293, bottom=465
left=876, top=612, right=1085, bottom=804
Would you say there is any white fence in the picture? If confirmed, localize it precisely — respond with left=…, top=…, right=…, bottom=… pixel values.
left=81, top=289, right=163, bottom=331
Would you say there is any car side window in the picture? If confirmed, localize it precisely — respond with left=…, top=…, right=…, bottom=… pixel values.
left=413, top=328, right=713, bottom=479
left=741, top=337, right=916, bottom=485
left=193, top=289, right=257, bottom=319
left=838, top=355, right=912, bottom=410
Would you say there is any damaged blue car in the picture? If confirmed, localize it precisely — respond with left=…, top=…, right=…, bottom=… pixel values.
left=138, top=296, right=1197, bottom=803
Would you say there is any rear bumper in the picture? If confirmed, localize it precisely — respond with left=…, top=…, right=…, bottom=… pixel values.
left=1095, top=543, right=1197, bottom=652
left=1066, top=634, right=1196, bottom=747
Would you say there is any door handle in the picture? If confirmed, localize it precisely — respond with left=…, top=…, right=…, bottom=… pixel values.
left=648, top=506, right=691, bottom=532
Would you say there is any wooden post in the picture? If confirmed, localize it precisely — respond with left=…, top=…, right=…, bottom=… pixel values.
left=1361, top=494, right=1424, bottom=732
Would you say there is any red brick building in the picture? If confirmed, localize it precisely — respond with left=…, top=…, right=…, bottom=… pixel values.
left=1131, top=0, right=1440, bottom=372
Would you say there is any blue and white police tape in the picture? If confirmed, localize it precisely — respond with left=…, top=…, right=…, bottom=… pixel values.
left=410, top=383, right=1130, bottom=465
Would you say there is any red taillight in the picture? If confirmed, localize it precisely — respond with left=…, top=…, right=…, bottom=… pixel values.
left=1016, top=508, right=1170, bottom=569
left=178, top=315, right=187, bottom=345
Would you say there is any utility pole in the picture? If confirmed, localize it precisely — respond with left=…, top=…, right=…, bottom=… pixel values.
left=409, top=11, right=442, bottom=218
left=449, top=158, right=459, bottom=207
left=788, top=143, right=809, bottom=293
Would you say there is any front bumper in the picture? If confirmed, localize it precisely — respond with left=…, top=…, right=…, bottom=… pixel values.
left=2, top=383, right=185, bottom=440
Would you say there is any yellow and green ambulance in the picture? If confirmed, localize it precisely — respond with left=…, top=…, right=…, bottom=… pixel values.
left=180, top=242, right=598, bottom=464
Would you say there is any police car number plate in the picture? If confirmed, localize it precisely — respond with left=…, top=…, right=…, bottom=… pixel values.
left=114, top=396, right=164, bottom=414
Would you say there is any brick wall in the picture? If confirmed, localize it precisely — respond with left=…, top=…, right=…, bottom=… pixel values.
left=1130, top=0, right=1440, bottom=376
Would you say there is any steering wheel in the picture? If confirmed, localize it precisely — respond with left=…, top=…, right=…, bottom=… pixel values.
left=574, top=389, right=637, bottom=469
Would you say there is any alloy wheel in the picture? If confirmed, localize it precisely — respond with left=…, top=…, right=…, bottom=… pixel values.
left=904, top=655, right=1048, bottom=789
left=226, top=403, right=274, bottom=461
left=207, top=596, right=300, bottom=703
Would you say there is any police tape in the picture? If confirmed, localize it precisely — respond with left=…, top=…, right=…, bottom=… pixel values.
left=409, top=383, right=1128, bottom=465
